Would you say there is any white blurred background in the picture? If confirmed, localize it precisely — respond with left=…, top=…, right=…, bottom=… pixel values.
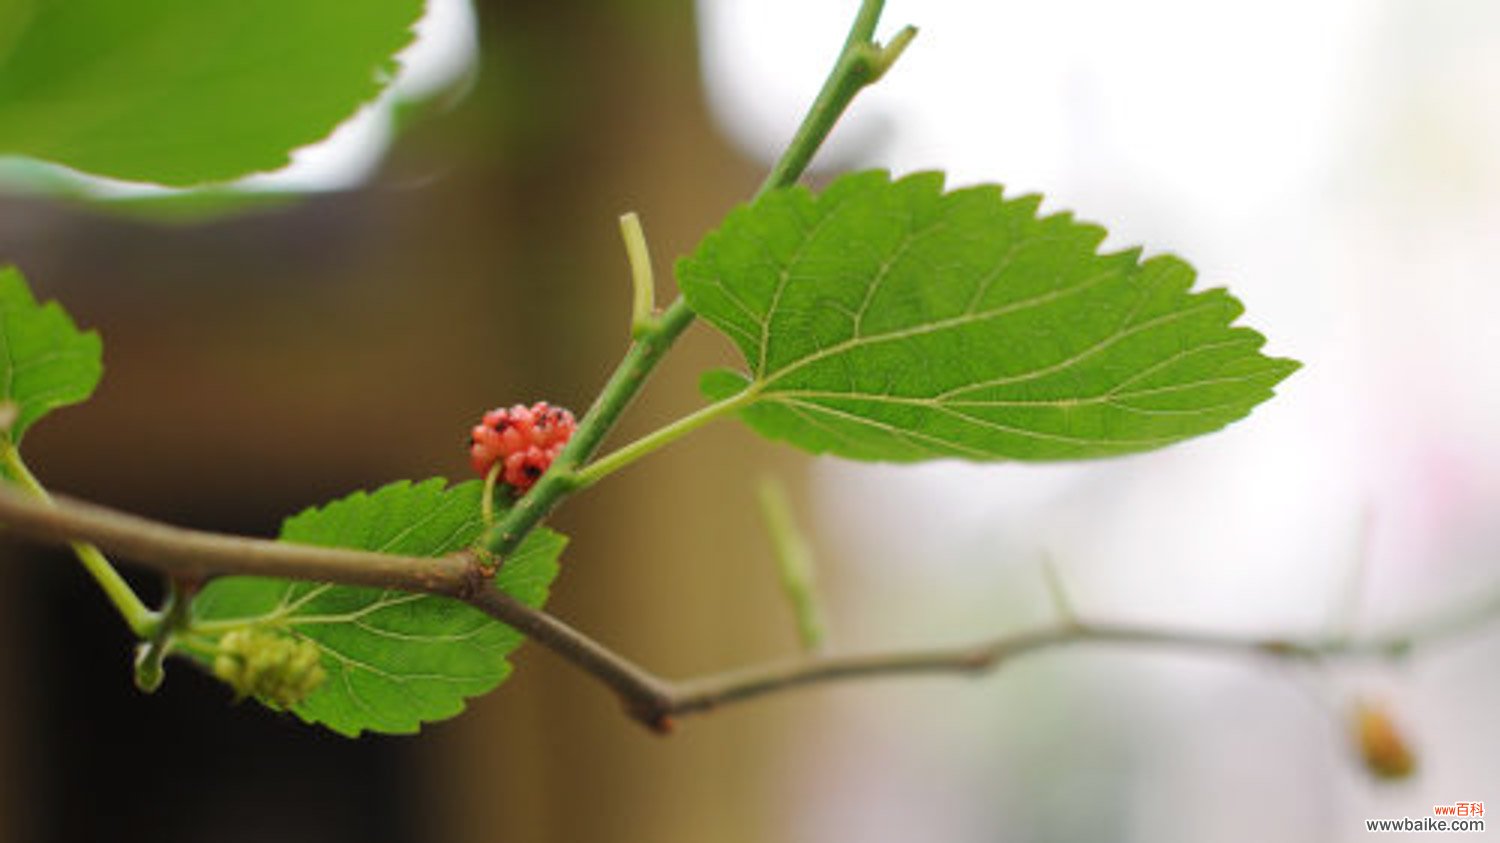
left=698, top=1, right=1499, bottom=840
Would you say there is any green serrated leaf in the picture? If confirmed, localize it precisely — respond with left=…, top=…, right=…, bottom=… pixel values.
left=192, top=478, right=566, bottom=737
left=678, top=170, right=1299, bottom=462
left=0, top=0, right=423, bottom=186
left=0, top=266, right=102, bottom=443
left=699, top=368, right=752, bottom=401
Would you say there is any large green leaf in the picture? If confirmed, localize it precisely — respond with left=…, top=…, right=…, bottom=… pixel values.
left=0, top=266, right=102, bottom=443
left=193, top=479, right=566, bottom=737
left=0, top=0, right=423, bottom=186
left=680, top=171, right=1298, bottom=462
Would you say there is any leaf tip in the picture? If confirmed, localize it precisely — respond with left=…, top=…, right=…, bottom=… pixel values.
left=894, top=169, right=947, bottom=195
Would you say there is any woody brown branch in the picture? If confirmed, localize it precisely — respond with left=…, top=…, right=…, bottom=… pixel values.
left=0, top=484, right=1494, bottom=734
left=0, top=485, right=672, bottom=721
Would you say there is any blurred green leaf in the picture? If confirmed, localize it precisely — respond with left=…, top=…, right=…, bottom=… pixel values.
left=680, top=170, right=1298, bottom=462
left=0, top=0, right=423, bottom=186
left=0, top=266, right=102, bottom=443
left=88, top=189, right=302, bottom=224
left=193, top=478, right=566, bottom=737
left=0, top=158, right=305, bottom=221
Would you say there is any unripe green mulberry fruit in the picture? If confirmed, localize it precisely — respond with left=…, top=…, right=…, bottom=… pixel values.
left=213, top=627, right=327, bottom=709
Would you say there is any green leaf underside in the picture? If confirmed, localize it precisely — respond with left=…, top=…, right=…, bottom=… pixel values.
left=680, top=171, right=1299, bottom=462
left=0, top=0, right=423, bottom=186
left=193, top=479, right=566, bottom=737
left=0, top=267, right=102, bottom=443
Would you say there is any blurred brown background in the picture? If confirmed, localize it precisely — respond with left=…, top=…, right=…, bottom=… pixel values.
left=0, top=1, right=817, bottom=840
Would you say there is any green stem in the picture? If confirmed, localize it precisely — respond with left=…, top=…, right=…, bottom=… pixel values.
left=571, top=388, right=757, bottom=489
left=759, top=5, right=908, bottom=194
left=479, top=300, right=696, bottom=554
left=481, top=462, right=502, bottom=526
left=1, top=441, right=155, bottom=636
left=479, top=0, right=907, bottom=558
left=756, top=476, right=827, bottom=652
left=1038, top=554, right=1077, bottom=623
left=619, top=212, right=659, bottom=338
left=134, top=578, right=189, bottom=692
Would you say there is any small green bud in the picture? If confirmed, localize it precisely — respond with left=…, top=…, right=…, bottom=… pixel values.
left=213, top=627, right=327, bottom=709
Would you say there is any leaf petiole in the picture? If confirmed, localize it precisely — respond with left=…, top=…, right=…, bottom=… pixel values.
left=482, top=462, right=503, bottom=525
left=619, top=212, right=659, bottom=338
left=570, top=386, right=759, bottom=489
left=0, top=441, right=156, bottom=636
left=756, top=475, right=827, bottom=652
left=134, top=577, right=191, bottom=692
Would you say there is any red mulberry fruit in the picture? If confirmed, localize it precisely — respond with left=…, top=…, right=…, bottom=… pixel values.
left=469, top=402, right=576, bottom=492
